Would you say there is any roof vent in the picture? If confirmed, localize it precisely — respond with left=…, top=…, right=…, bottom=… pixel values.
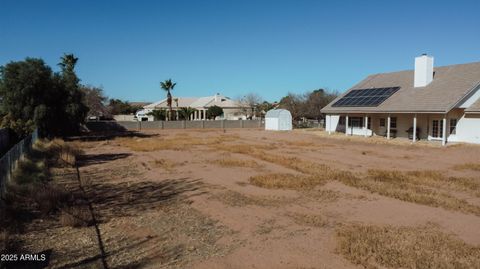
left=414, top=54, right=434, bottom=87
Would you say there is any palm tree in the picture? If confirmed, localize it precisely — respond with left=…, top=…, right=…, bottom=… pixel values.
left=58, top=53, right=78, bottom=73
left=147, top=109, right=167, bottom=121
left=178, top=107, right=197, bottom=121
left=160, top=79, right=176, bottom=120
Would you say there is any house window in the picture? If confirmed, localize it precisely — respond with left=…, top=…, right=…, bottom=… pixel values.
left=432, top=119, right=444, bottom=138
left=350, top=117, right=363, bottom=128
left=367, top=117, right=371, bottom=129
left=390, top=117, right=397, bottom=129
left=450, top=119, right=457, bottom=135
left=379, top=118, right=385, bottom=127
left=339, top=116, right=345, bottom=125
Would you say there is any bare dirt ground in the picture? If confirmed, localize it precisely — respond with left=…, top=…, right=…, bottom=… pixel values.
left=12, top=128, right=480, bottom=268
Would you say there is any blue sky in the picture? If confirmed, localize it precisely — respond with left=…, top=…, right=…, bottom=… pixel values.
left=1, top=0, right=479, bottom=102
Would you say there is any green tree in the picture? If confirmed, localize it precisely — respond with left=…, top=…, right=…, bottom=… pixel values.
left=160, top=79, right=176, bottom=120
left=0, top=58, right=63, bottom=137
left=206, top=105, right=223, bottom=120
left=0, top=55, right=92, bottom=138
left=178, top=107, right=197, bottom=120
left=147, top=109, right=167, bottom=121
left=58, top=53, right=88, bottom=134
left=303, top=89, right=337, bottom=121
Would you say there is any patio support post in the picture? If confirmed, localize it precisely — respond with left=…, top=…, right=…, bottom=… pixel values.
left=413, top=114, right=417, bottom=143
left=327, top=115, right=331, bottom=135
left=442, top=115, right=447, bottom=146
left=345, top=115, right=349, bottom=136
left=364, top=115, right=368, bottom=137
left=387, top=115, right=391, bottom=139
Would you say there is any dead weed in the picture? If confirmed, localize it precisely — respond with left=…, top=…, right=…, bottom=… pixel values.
left=336, top=223, right=480, bottom=269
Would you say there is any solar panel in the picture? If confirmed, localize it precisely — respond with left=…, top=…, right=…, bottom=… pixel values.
left=332, top=87, right=400, bottom=107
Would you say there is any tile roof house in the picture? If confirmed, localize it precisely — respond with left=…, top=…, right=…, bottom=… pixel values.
left=142, top=93, right=248, bottom=120
left=321, top=55, right=480, bottom=145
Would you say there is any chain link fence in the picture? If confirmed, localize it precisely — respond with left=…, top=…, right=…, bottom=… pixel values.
left=0, top=129, right=38, bottom=199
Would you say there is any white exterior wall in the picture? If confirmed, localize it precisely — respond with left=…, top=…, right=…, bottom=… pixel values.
left=265, top=118, right=279, bottom=130
left=325, top=115, right=340, bottom=132
left=265, top=110, right=292, bottom=131
left=414, top=55, right=434, bottom=87
left=449, top=114, right=480, bottom=144
left=278, top=114, right=292, bottom=130
left=114, top=114, right=136, bottom=121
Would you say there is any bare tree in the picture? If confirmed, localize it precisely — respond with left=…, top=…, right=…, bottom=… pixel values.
left=81, top=85, right=110, bottom=118
left=278, top=93, right=305, bottom=121
left=279, top=89, right=338, bottom=123
left=238, top=93, right=263, bottom=119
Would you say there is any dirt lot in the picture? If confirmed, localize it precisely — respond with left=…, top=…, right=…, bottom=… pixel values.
left=10, top=129, right=480, bottom=268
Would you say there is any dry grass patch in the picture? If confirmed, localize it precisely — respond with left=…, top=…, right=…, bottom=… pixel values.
left=339, top=170, right=480, bottom=216
left=212, top=143, right=349, bottom=180
left=117, top=134, right=239, bottom=152
left=34, top=139, right=83, bottom=167
left=453, top=163, right=480, bottom=172
left=289, top=213, right=328, bottom=228
left=249, top=173, right=327, bottom=190
left=209, top=190, right=295, bottom=207
left=116, top=136, right=203, bottom=151
left=212, top=140, right=480, bottom=214
left=152, top=158, right=183, bottom=172
left=336, top=223, right=480, bottom=269
left=279, top=140, right=315, bottom=147
left=304, top=189, right=341, bottom=202
left=212, top=158, right=262, bottom=168
left=59, top=206, right=93, bottom=227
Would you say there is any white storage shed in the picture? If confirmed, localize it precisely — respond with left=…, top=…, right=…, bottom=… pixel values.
left=265, top=109, right=292, bottom=131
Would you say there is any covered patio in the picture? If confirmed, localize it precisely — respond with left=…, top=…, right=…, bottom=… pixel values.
left=326, top=113, right=453, bottom=146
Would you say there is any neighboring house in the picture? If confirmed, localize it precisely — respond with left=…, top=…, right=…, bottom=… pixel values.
left=321, top=55, right=480, bottom=145
left=140, top=93, right=248, bottom=121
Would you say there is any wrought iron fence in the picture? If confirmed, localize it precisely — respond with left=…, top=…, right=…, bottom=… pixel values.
left=0, top=129, right=38, bottom=199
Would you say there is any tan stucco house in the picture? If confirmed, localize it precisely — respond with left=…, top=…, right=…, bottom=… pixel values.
left=141, top=93, right=248, bottom=121
left=321, top=55, right=480, bottom=145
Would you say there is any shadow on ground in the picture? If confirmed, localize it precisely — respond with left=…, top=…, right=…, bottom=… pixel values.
left=85, top=176, right=206, bottom=221
left=77, top=153, right=132, bottom=167
left=66, top=129, right=158, bottom=142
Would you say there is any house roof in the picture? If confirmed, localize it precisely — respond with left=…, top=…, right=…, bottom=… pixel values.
left=321, top=61, right=480, bottom=114
left=265, top=109, right=291, bottom=118
left=144, top=98, right=197, bottom=109
left=129, top=102, right=152, bottom=107
left=465, top=98, right=480, bottom=113
left=144, top=94, right=241, bottom=109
